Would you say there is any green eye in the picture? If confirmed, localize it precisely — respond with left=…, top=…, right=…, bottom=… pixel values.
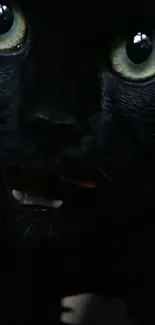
left=110, top=30, right=155, bottom=81
left=0, top=3, right=26, bottom=51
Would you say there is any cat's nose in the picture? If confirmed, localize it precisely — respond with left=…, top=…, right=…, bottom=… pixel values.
left=23, top=112, right=80, bottom=145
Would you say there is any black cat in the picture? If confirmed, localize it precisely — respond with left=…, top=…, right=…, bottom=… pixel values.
left=0, top=1, right=154, bottom=324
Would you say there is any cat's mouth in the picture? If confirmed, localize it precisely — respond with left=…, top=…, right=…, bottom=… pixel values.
left=3, top=167, right=97, bottom=210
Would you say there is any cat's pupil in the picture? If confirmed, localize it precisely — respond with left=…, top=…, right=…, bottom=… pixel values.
left=0, top=3, right=13, bottom=36
left=126, top=31, right=153, bottom=64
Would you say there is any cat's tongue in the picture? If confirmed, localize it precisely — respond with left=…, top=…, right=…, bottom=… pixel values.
left=58, top=173, right=97, bottom=189
left=69, top=179, right=97, bottom=188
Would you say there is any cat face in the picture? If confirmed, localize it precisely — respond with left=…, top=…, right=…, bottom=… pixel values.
left=0, top=1, right=154, bottom=243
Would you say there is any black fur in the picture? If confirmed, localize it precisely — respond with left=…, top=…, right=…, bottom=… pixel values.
left=0, top=1, right=155, bottom=324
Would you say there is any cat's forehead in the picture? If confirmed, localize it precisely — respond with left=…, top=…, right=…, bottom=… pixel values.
left=10, top=0, right=155, bottom=20
left=7, top=0, right=155, bottom=38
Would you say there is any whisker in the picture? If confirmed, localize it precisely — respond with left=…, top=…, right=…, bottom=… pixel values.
left=94, top=164, right=115, bottom=185
left=15, top=214, right=24, bottom=223
left=23, top=222, right=33, bottom=241
left=48, top=225, right=53, bottom=237
left=97, top=153, right=117, bottom=166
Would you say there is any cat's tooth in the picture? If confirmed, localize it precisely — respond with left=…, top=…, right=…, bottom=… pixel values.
left=12, top=190, right=63, bottom=208
left=32, top=197, right=63, bottom=208
left=20, top=197, right=34, bottom=205
left=12, top=189, right=24, bottom=202
left=20, top=195, right=44, bottom=206
left=50, top=199, right=63, bottom=208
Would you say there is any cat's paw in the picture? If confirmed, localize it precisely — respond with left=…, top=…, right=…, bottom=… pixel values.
left=61, top=294, right=138, bottom=325
left=61, top=293, right=93, bottom=324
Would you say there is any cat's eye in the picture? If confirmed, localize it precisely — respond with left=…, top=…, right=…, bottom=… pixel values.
left=110, top=30, right=155, bottom=81
left=0, top=2, right=26, bottom=51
